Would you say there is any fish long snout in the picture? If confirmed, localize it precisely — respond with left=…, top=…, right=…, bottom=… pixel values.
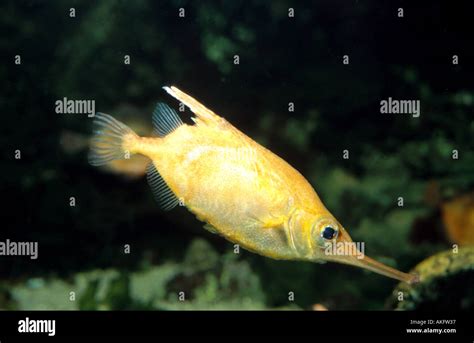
left=354, top=254, right=420, bottom=284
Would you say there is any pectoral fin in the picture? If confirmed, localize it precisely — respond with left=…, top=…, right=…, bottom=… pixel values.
left=260, top=216, right=287, bottom=229
left=203, top=223, right=219, bottom=234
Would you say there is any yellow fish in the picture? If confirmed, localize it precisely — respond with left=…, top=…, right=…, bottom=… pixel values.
left=89, top=86, right=418, bottom=284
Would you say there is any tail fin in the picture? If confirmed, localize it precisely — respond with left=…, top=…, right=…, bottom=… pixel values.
left=88, top=112, right=137, bottom=166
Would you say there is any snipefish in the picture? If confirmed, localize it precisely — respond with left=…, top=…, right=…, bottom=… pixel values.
left=89, top=86, right=419, bottom=284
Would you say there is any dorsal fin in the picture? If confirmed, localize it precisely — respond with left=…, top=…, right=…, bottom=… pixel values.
left=163, top=86, right=225, bottom=127
left=152, top=102, right=183, bottom=137
left=146, top=162, right=179, bottom=211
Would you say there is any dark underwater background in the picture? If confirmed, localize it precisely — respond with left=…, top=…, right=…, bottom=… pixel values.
left=1, top=0, right=473, bottom=310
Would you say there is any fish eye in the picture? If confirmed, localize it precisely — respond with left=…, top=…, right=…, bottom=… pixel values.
left=321, top=225, right=338, bottom=240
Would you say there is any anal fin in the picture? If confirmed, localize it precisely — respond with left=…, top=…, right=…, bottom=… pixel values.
left=146, top=162, right=179, bottom=211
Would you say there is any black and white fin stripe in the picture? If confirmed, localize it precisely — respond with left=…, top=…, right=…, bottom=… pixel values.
left=146, top=162, right=179, bottom=211
left=152, top=103, right=184, bottom=137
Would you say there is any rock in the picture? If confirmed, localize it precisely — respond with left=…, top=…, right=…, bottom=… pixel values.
left=387, top=247, right=474, bottom=310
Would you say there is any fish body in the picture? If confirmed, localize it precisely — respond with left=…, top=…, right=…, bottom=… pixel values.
left=132, top=118, right=326, bottom=260
left=89, top=86, right=418, bottom=283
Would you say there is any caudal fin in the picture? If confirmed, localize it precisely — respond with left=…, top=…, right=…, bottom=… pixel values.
left=88, top=112, right=137, bottom=166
